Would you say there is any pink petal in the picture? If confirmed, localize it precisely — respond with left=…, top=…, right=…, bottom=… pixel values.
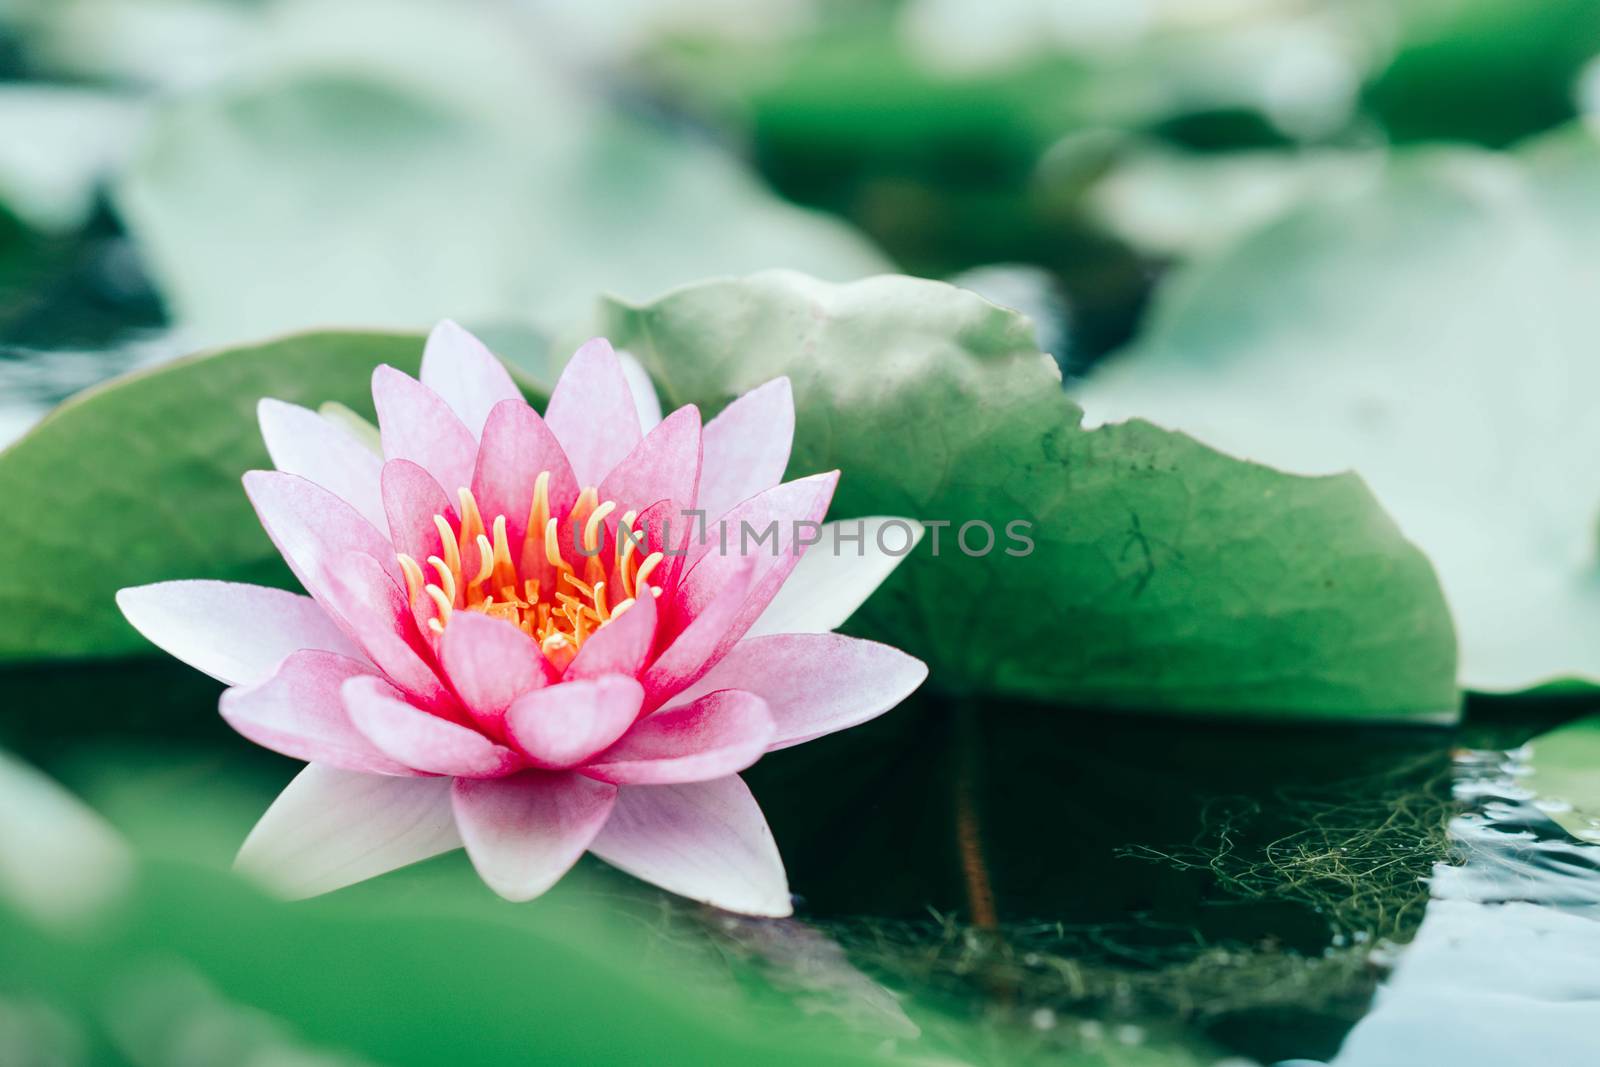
left=582, top=690, right=774, bottom=785
left=258, top=399, right=386, bottom=530
left=419, top=320, right=522, bottom=438
left=747, top=518, right=923, bottom=637
left=372, top=365, right=478, bottom=496
left=627, top=497, right=694, bottom=595
left=617, top=350, right=663, bottom=432
left=470, top=399, right=579, bottom=567
left=504, top=676, right=644, bottom=769
left=698, top=378, right=793, bottom=522
left=596, top=405, right=702, bottom=517
left=668, top=472, right=839, bottom=677
left=664, top=634, right=928, bottom=751
left=236, top=764, right=459, bottom=899
left=381, top=458, right=455, bottom=565
left=451, top=772, right=617, bottom=902
left=243, top=470, right=401, bottom=607
left=317, top=552, right=453, bottom=711
left=543, top=338, right=642, bottom=487
left=439, top=610, right=555, bottom=731
left=565, top=583, right=657, bottom=680
left=218, top=650, right=413, bottom=775
left=589, top=776, right=791, bottom=917
left=343, top=675, right=522, bottom=778
left=116, top=580, right=363, bottom=686
left=640, top=555, right=756, bottom=707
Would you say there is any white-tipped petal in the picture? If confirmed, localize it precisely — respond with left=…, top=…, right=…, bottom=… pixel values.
left=257, top=398, right=387, bottom=530
left=590, top=776, right=791, bottom=917
left=116, top=581, right=364, bottom=686
left=236, top=764, right=459, bottom=899
left=616, top=349, right=663, bottom=433
left=747, top=518, right=923, bottom=637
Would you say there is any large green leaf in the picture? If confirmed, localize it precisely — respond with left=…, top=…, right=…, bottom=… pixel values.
left=1077, top=129, right=1600, bottom=694
left=0, top=331, right=422, bottom=663
left=598, top=271, right=1458, bottom=721
left=114, top=0, right=887, bottom=348
left=1524, top=715, right=1600, bottom=844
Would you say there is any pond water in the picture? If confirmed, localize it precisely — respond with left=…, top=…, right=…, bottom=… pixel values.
left=3, top=216, right=1598, bottom=1067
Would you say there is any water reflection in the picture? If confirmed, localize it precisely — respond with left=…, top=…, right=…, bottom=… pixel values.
left=1329, top=747, right=1600, bottom=1067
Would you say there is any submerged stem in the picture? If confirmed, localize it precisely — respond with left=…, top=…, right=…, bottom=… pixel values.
left=953, top=701, right=998, bottom=930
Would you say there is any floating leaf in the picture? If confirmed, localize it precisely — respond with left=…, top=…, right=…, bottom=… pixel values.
left=115, top=0, right=887, bottom=347
left=600, top=271, right=1457, bottom=720
left=1078, top=130, right=1600, bottom=692
left=0, top=331, right=423, bottom=663
left=1525, top=715, right=1600, bottom=844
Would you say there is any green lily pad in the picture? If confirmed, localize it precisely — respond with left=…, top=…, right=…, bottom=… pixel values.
left=0, top=331, right=422, bottom=663
left=1077, top=131, right=1600, bottom=693
left=1524, top=715, right=1600, bottom=844
left=114, top=0, right=886, bottom=348
left=598, top=271, right=1458, bottom=721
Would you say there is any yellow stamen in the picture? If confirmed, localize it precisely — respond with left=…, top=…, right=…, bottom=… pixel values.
left=433, top=515, right=461, bottom=585
left=403, top=467, right=672, bottom=663
left=397, top=553, right=425, bottom=603
left=470, top=533, right=495, bottom=590
left=634, top=551, right=664, bottom=591
left=544, top=517, right=570, bottom=572
left=540, top=631, right=576, bottom=672
left=583, top=500, right=616, bottom=554
left=425, top=584, right=453, bottom=622
left=427, top=556, right=458, bottom=605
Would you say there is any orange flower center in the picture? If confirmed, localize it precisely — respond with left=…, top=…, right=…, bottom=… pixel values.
left=395, top=471, right=663, bottom=671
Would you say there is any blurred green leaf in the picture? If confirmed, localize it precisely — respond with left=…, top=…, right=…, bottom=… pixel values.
left=0, top=331, right=422, bottom=663
left=1364, top=0, right=1600, bottom=147
left=600, top=271, right=1458, bottom=720
left=0, top=857, right=919, bottom=1067
left=1524, top=715, right=1600, bottom=844
left=1078, top=129, right=1600, bottom=693
left=113, top=0, right=887, bottom=348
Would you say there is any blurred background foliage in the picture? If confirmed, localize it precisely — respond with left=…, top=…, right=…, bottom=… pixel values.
left=5, top=0, right=1600, bottom=1063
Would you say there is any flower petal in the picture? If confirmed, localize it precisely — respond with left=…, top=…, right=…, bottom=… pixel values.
left=116, top=580, right=363, bottom=686
left=439, top=610, right=555, bottom=731
left=653, top=473, right=839, bottom=701
left=242, top=469, right=400, bottom=605
left=665, top=634, right=928, bottom=750
left=565, top=582, right=657, bottom=681
left=258, top=399, right=386, bottom=530
left=235, top=764, right=459, bottom=899
left=617, top=350, right=663, bottom=432
left=596, top=405, right=702, bottom=518
left=372, top=365, right=478, bottom=496
left=746, top=519, right=924, bottom=637
left=343, top=675, right=521, bottom=777
left=698, top=378, right=793, bottom=522
left=543, top=338, right=642, bottom=487
left=470, top=399, right=579, bottom=566
left=317, top=551, right=453, bottom=710
left=583, top=690, right=773, bottom=785
left=218, top=650, right=413, bottom=775
left=381, top=458, right=455, bottom=565
left=419, top=320, right=522, bottom=438
left=504, top=676, right=644, bottom=769
left=640, top=554, right=757, bottom=707
left=589, top=776, right=791, bottom=917
left=451, top=772, right=617, bottom=902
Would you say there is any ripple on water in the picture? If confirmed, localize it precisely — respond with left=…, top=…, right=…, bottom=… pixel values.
left=1329, top=747, right=1600, bottom=1067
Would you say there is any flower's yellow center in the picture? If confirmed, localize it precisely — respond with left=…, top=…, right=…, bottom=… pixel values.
left=395, top=471, right=663, bottom=671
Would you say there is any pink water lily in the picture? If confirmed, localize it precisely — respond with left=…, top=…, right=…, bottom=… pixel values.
left=116, top=322, right=926, bottom=916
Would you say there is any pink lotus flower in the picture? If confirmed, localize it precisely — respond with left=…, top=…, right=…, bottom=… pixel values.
left=117, top=323, right=926, bottom=915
